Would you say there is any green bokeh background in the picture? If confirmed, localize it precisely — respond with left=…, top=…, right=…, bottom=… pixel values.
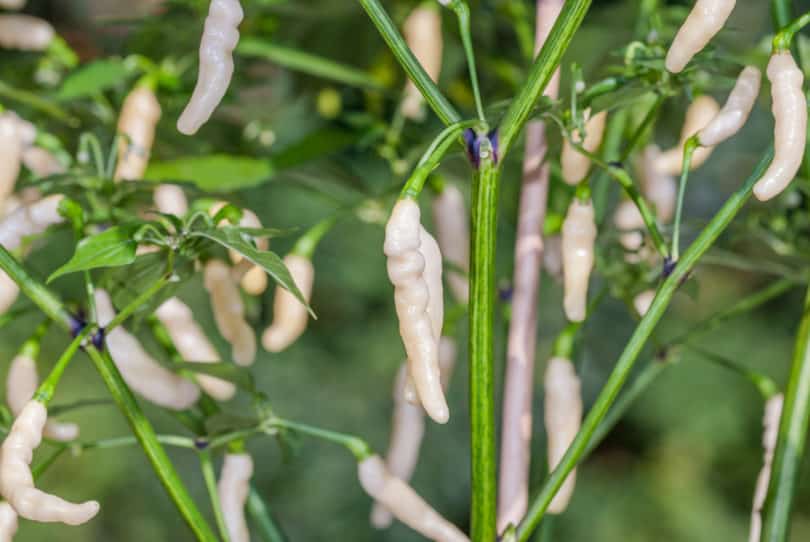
left=2, top=0, right=810, bottom=540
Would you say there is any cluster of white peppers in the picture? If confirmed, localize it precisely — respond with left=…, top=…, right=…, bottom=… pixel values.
left=0, top=0, right=804, bottom=539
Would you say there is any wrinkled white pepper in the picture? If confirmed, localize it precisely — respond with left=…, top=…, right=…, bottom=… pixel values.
left=401, top=5, right=443, bottom=120
left=0, top=15, right=54, bottom=51
left=698, top=66, right=761, bottom=147
left=561, top=109, right=608, bottom=186
left=544, top=357, right=582, bottom=514
left=0, top=502, right=17, bottom=542
left=217, top=453, right=253, bottom=542
left=261, top=254, right=314, bottom=353
left=432, top=183, right=469, bottom=304
left=749, top=394, right=783, bottom=542
left=203, top=260, right=256, bottom=366
left=665, top=0, right=736, bottom=73
left=657, top=96, right=720, bottom=175
left=114, top=86, right=161, bottom=182
left=562, top=198, right=596, bottom=323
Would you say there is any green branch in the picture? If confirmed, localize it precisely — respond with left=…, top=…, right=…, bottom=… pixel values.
left=761, top=283, right=810, bottom=541
left=516, top=148, right=774, bottom=541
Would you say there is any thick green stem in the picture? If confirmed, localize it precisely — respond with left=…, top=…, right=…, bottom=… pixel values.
left=516, top=148, right=774, bottom=541
left=357, top=0, right=461, bottom=125
left=0, top=248, right=72, bottom=329
left=497, top=0, right=593, bottom=157
left=761, top=284, right=810, bottom=541
left=469, top=154, right=499, bottom=542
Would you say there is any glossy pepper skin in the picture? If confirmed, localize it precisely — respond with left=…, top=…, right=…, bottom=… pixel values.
left=665, top=0, right=736, bottom=73
left=698, top=66, right=761, bottom=147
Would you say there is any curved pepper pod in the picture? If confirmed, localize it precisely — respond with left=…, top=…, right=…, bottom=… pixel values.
left=0, top=401, right=100, bottom=525
left=639, top=145, right=677, bottom=223
left=0, top=0, right=26, bottom=10
left=359, top=455, right=469, bottom=542
left=0, top=502, right=17, bottom=542
left=384, top=199, right=448, bottom=424
left=204, top=260, right=256, bottom=366
left=754, top=53, right=807, bottom=202
left=153, top=184, right=189, bottom=216
left=749, top=394, right=783, bottom=542
left=261, top=254, right=314, bottom=352
left=657, top=96, right=721, bottom=175
left=665, top=0, right=736, bottom=73
left=0, top=15, right=54, bottom=51
left=177, top=0, right=244, bottom=135
left=400, top=5, right=443, bottom=120
left=217, top=453, right=253, bottom=542
left=561, top=109, right=607, bottom=186
left=7, top=354, right=79, bottom=441
left=0, top=115, right=21, bottom=214
left=0, top=195, right=64, bottom=253
left=432, top=183, right=470, bottom=304
left=95, top=289, right=201, bottom=410
left=114, top=86, right=161, bottom=181
left=698, top=66, right=761, bottom=147
left=155, top=297, right=237, bottom=401
left=633, top=289, right=656, bottom=317
left=544, top=357, right=583, bottom=514
left=562, top=199, right=596, bottom=323
left=22, top=147, right=65, bottom=178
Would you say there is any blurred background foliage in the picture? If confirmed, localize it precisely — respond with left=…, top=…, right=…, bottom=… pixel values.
left=2, top=0, right=810, bottom=540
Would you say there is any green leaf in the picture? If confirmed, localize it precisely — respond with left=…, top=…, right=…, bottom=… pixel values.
left=174, top=362, right=255, bottom=392
left=188, top=226, right=313, bottom=315
left=145, top=155, right=273, bottom=192
left=48, top=226, right=138, bottom=283
left=57, top=59, right=131, bottom=101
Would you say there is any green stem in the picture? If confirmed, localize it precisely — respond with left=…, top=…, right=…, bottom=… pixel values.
left=103, top=274, right=170, bottom=332
left=516, top=148, right=774, bottom=541
left=686, top=345, right=779, bottom=399
left=469, top=152, right=499, bottom=542
left=671, top=137, right=697, bottom=261
left=447, top=0, right=486, bottom=121
left=0, top=81, right=78, bottom=125
left=773, top=11, right=810, bottom=52
left=497, top=0, right=593, bottom=157
left=0, top=248, right=73, bottom=329
left=593, top=109, right=629, bottom=223
left=761, top=283, right=810, bottom=541
left=200, top=449, right=231, bottom=542
left=248, top=487, right=288, bottom=542
left=620, top=93, right=664, bottom=162
left=357, top=0, right=461, bottom=125
left=269, top=418, right=372, bottom=461
left=34, top=327, right=91, bottom=404
left=292, top=216, right=337, bottom=259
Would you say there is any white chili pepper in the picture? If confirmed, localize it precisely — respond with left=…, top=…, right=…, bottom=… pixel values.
left=95, top=289, right=201, bottom=410
left=203, top=260, right=256, bottom=366
left=155, top=298, right=236, bottom=401
left=0, top=195, right=64, bottom=252
left=6, top=354, right=79, bottom=441
left=217, top=453, right=252, bottom=542
left=561, top=109, right=607, bottom=186
left=372, top=336, right=457, bottom=529
left=114, top=86, right=161, bottom=182
left=261, top=254, right=314, bottom=352
left=177, top=0, right=244, bottom=135
left=561, top=198, right=596, bottom=323
left=0, top=273, right=18, bottom=316
left=639, top=145, right=677, bottom=223
left=0, top=15, right=54, bottom=51
left=749, top=394, right=783, bottom=542
left=0, top=502, right=17, bottom=542
left=633, top=289, right=655, bottom=317
left=754, top=52, right=807, bottom=202
left=401, top=4, right=443, bottom=120
left=359, top=454, right=469, bottom=542
left=0, top=400, right=100, bottom=525
left=22, top=148, right=65, bottom=178
left=544, top=356, right=582, bottom=514
left=0, top=0, right=25, bottom=10
left=0, top=115, right=21, bottom=214
left=657, top=96, right=720, bottom=175
left=384, top=199, right=448, bottom=424
left=432, top=183, right=469, bottom=304
left=543, top=234, right=563, bottom=281
left=154, top=184, right=188, bottom=216
left=698, top=66, right=761, bottom=147
left=231, top=209, right=269, bottom=295
left=665, top=0, right=736, bottom=73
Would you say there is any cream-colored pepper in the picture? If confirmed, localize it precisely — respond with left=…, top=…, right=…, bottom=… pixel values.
left=657, top=96, right=720, bottom=175
left=0, top=502, right=17, bottom=542
left=0, top=401, right=99, bottom=525
left=359, top=455, right=469, bottom=542
left=754, top=53, right=807, bottom=202
left=0, top=15, right=54, bottom=51
left=698, top=66, right=761, bottom=147
left=114, top=86, right=161, bottom=182
left=400, top=5, right=443, bottom=120
left=561, top=109, right=607, bottom=185
left=217, top=453, right=253, bottom=542
left=0, top=115, right=21, bottom=214
left=203, top=260, right=256, bottom=366
left=665, top=0, right=736, bottom=73
left=432, top=183, right=469, bottom=304
left=155, top=297, right=237, bottom=401
left=177, top=0, right=244, bottom=135
left=95, top=289, right=201, bottom=410
left=749, top=394, right=783, bottom=542
left=561, top=198, right=596, bottom=322
left=544, top=357, right=582, bottom=514
left=261, top=254, right=314, bottom=352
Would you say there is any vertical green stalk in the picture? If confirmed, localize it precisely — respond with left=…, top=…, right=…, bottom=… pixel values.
left=516, top=148, right=774, bottom=542
left=761, top=283, right=810, bottom=542
left=469, top=152, right=499, bottom=542
left=248, top=487, right=288, bottom=542
left=200, top=449, right=231, bottom=542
